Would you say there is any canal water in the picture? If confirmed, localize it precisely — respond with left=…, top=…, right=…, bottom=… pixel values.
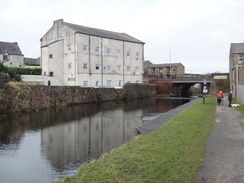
left=0, top=97, right=189, bottom=183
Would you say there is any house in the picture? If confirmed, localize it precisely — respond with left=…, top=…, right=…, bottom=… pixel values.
left=143, top=60, right=185, bottom=83
left=0, top=41, right=24, bottom=67
left=229, top=43, right=244, bottom=104
left=40, top=19, right=145, bottom=87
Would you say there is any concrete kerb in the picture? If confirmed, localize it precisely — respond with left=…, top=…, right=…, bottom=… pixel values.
left=135, top=97, right=202, bottom=134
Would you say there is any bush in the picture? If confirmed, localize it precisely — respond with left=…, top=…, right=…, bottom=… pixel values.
left=0, top=62, right=8, bottom=72
left=0, top=63, right=21, bottom=81
left=215, top=79, right=230, bottom=93
left=7, top=69, right=21, bottom=81
left=0, top=63, right=41, bottom=81
left=8, top=67, right=42, bottom=75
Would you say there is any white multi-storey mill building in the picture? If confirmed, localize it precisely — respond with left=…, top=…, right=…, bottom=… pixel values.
left=41, top=19, right=145, bottom=87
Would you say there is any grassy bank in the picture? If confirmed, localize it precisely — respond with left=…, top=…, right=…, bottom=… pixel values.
left=233, top=98, right=244, bottom=116
left=57, top=96, right=216, bottom=183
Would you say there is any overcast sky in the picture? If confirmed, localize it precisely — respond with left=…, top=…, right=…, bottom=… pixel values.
left=1, top=0, right=243, bottom=74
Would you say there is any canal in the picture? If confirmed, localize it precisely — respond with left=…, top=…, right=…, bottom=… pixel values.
left=0, top=97, right=189, bottom=183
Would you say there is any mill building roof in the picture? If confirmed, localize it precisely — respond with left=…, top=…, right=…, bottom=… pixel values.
left=54, top=19, right=145, bottom=44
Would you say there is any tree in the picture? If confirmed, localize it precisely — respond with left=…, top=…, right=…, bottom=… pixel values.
left=149, top=79, right=173, bottom=95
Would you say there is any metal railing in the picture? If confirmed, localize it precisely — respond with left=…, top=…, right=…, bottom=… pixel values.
left=144, top=74, right=212, bottom=80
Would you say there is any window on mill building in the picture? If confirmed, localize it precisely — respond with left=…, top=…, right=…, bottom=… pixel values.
left=239, top=55, right=244, bottom=63
left=83, top=63, right=88, bottom=69
left=107, top=48, right=111, bottom=55
left=83, top=81, right=88, bottom=87
left=68, top=63, right=71, bottom=69
left=95, top=46, right=100, bottom=53
left=83, top=45, right=88, bottom=51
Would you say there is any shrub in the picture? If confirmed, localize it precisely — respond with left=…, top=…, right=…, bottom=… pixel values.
left=8, top=67, right=42, bottom=75
left=0, top=63, right=21, bottom=81
left=0, top=62, right=8, bottom=72
left=215, top=79, right=230, bottom=93
left=149, top=79, right=173, bottom=95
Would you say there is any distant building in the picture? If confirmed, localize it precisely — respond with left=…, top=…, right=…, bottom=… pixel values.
left=229, top=43, right=244, bottom=103
left=211, top=73, right=229, bottom=80
left=0, top=41, right=40, bottom=69
left=0, top=41, right=24, bottom=67
left=143, top=60, right=185, bottom=83
left=40, top=19, right=145, bottom=87
left=24, top=57, right=40, bottom=68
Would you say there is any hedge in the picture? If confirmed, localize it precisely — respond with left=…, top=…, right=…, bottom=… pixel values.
left=0, top=63, right=41, bottom=81
left=8, top=67, right=42, bottom=75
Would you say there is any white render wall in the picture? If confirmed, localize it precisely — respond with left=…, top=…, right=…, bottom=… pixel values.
left=1, top=54, right=24, bottom=67
left=75, top=34, right=143, bottom=87
left=41, top=23, right=77, bottom=86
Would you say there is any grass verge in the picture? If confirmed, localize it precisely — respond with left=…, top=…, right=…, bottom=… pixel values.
left=232, top=98, right=244, bottom=116
left=56, top=96, right=216, bottom=183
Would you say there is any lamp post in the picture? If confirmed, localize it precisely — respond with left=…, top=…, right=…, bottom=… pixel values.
left=165, top=48, right=171, bottom=79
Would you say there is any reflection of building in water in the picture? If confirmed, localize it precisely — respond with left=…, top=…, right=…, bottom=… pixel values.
left=41, top=108, right=143, bottom=172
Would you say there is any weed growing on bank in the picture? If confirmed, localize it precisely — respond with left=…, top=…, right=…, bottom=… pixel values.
left=56, top=96, right=216, bottom=183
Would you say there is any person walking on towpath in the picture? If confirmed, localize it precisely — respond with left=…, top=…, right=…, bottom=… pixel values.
left=217, top=91, right=224, bottom=106
left=228, top=91, right=232, bottom=107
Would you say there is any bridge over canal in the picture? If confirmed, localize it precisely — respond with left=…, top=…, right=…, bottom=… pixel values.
left=154, top=74, right=214, bottom=97
left=171, top=75, right=214, bottom=97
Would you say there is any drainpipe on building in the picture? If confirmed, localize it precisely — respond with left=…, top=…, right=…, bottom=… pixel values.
left=100, top=38, right=103, bottom=86
left=89, top=36, right=91, bottom=75
left=123, top=41, right=125, bottom=86
left=236, top=64, right=239, bottom=87
left=75, top=33, right=78, bottom=86
left=232, top=67, right=236, bottom=98
left=233, top=64, right=241, bottom=98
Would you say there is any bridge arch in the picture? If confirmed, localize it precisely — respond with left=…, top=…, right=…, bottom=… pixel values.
left=180, top=83, right=196, bottom=97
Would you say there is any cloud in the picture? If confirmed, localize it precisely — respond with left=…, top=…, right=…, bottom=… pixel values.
left=0, top=0, right=243, bottom=73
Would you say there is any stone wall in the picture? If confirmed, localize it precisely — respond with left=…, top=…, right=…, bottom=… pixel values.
left=0, top=83, right=156, bottom=114
left=95, top=88, right=123, bottom=102
left=123, top=83, right=156, bottom=99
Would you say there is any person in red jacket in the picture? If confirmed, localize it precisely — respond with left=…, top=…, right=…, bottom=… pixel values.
left=217, top=91, right=224, bottom=106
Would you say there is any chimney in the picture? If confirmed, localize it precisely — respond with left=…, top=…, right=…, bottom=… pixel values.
left=53, top=19, right=63, bottom=25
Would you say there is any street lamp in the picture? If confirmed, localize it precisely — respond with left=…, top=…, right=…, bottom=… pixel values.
left=165, top=48, right=171, bottom=79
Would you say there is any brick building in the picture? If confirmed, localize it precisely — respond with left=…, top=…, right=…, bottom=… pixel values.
left=143, top=60, right=185, bottom=83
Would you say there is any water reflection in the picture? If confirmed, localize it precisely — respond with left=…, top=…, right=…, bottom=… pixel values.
left=40, top=107, right=142, bottom=174
left=0, top=98, right=189, bottom=183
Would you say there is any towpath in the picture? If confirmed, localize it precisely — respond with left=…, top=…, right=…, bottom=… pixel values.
left=198, top=97, right=244, bottom=182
